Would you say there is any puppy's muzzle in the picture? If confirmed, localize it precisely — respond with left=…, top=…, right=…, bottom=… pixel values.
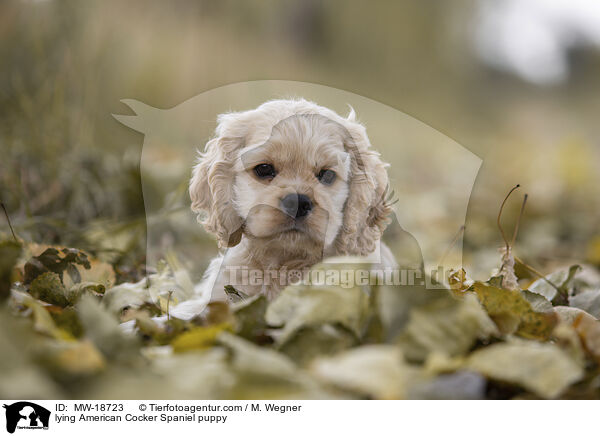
left=280, top=193, right=313, bottom=218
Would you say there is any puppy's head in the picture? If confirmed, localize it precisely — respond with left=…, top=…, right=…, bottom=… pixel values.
left=189, top=99, right=391, bottom=257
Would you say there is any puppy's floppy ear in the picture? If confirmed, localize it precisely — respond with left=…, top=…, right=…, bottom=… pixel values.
left=335, top=118, right=392, bottom=256
left=190, top=134, right=244, bottom=248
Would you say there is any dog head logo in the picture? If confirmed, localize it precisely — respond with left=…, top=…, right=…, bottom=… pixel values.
left=3, top=402, right=50, bottom=433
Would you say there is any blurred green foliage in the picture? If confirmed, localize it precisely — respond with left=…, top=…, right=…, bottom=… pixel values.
left=1, top=1, right=599, bottom=276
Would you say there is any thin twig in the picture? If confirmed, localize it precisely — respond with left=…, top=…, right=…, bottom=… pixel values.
left=1, top=202, right=17, bottom=241
left=514, top=255, right=559, bottom=291
left=510, top=194, right=528, bottom=248
left=497, top=184, right=520, bottom=251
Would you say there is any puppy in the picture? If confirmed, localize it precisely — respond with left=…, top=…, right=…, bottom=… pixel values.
left=189, top=98, right=395, bottom=303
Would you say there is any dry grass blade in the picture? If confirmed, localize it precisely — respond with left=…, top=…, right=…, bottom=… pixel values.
left=497, top=184, right=520, bottom=251
left=1, top=202, right=17, bottom=241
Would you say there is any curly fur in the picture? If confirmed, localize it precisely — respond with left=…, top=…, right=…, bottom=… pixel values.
left=189, top=98, right=393, bottom=302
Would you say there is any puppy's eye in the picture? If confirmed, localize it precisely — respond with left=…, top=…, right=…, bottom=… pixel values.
left=254, top=163, right=276, bottom=179
left=317, top=169, right=336, bottom=185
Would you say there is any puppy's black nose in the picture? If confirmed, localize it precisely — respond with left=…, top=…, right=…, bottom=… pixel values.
left=281, top=193, right=313, bottom=218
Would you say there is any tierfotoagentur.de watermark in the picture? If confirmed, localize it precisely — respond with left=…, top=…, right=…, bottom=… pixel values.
left=223, top=265, right=457, bottom=289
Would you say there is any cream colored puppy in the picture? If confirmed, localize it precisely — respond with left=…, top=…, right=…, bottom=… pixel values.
left=187, top=98, right=395, bottom=307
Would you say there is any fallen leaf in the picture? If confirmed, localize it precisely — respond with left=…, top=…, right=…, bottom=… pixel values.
left=466, top=340, right=583, bottom=399
left=570, top=290, right=600, bottom=319
left=39, top=339, right=106, bottom=377
left=572, top=312, right=600, bottom=363
left=47, top=306, right=84, bottom=338
left=66, top=281, right=106, bottom=303
left=77, top=294, right=140, bottom=361
left=528, top=265, right=581, bottom=305
left=231, top=295, right=268, bottom=341
left=470, top=282, right=557, bottom=339
left=448, top=268, right=471, bottom=295
left=555, top=306, right=588, bottom=324
left=397, top=292, right=498, bottom=361
left=29, top=272, right=70, bottom=307
left=521, top=290, right=554, bottom=313
left=103, top=262, right=195, bottom=316
left=280, top=324, right=356, bottom=366
left=217, top=332, right=329, bottom=399
left=408, top=371, right=486, bottom=400
left=265, top=264, right=369, bottom=345
left=376, top=285, right=438, bottom=340
left=24, top=247, right=91, bottom=285
left=310, top=345, right=406, bottom=399
left=171, top=323, right=232, bottom=353
left=18, top=293, right=73, bottom=341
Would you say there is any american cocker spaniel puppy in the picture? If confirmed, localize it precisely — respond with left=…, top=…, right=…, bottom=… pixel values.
left=188, top=98, right=395, bottom=306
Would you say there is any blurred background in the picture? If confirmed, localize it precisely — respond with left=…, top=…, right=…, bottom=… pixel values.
left=1, top=0, right=600, bottom=281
